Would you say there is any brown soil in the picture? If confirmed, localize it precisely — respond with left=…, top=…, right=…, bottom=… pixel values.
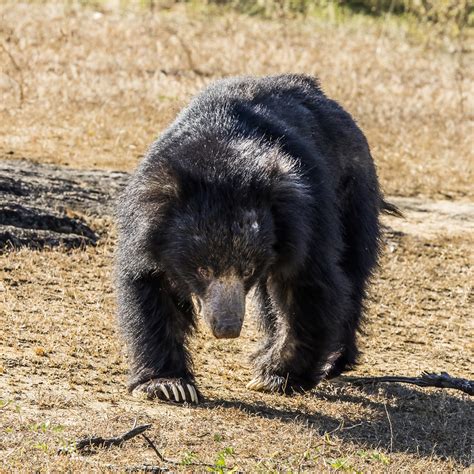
left=0, top=2, right=473, bottom=472
left=1, top=216, right=472, bottom=472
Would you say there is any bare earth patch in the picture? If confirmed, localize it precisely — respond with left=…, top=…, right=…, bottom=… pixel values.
left=384, top=197, right=474, bottom=238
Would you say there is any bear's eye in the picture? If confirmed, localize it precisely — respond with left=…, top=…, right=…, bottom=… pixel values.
left=242, top=267, right=254, bottom=279
left=197, top=267, right=212, bottom=280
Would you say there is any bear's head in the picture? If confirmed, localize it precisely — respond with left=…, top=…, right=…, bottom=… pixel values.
left=139, top=144, right=312, bottom=339
left=163, top=197, right=277, bottom=339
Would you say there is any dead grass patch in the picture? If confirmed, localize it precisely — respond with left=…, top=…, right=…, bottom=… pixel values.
left=0, top=1, right=472, bottom=198
left=0, top=2, right=473, bottom=472
left=0, top=229, right=472, bottom=471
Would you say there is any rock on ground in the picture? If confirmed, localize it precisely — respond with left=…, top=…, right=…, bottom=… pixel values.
left=0, top=159, right=129, bottom=250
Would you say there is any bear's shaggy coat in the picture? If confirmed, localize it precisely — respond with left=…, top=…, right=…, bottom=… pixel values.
left=116, top=75, right=383, bottom=402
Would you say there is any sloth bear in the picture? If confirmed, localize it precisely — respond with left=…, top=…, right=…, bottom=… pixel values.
left=116, top=74, right=385, bottom=404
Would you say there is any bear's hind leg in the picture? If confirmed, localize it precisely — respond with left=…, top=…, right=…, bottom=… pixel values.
left=325, top=289, right=363, bottom=379
left=326, top=185, right=381, bottom=379
left=249, top=270, right=351, bottom=394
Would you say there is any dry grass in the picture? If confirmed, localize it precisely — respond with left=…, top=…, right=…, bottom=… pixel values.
left=0, top=1, right=473, bottom=198
left=1, top=228, right=472, bottom=472
left=0, top=2, right=473, bottom=472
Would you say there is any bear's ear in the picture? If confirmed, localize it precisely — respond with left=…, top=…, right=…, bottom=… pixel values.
left=134, top=163, right=181, bottom=205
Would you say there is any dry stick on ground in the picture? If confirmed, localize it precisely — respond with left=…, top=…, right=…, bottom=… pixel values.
left=140, top=433, right=165, bottom=462
left=342, top=372, right=473, bottom=396
left=58, top=424, right=166, bottom=472
left=59, top=423, right=214, bottom=470
left=58, top=423, right=152, bottom=454
left=140, top=434, right=214, bottom=469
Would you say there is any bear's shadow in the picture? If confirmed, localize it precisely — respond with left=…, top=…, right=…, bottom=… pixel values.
left=205, top=381, right=472, bottom=466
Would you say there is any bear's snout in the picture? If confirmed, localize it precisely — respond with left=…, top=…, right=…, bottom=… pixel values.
left=200, top=275, right=245, bottom=339
left=212, top=319, right=243, bottom=339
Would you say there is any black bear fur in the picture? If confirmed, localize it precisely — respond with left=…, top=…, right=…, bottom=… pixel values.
left=116, top=74, right=383, bottom=400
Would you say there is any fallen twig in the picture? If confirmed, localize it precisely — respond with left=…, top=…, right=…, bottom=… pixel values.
left=341, top=371, right=473, bottom=396
left=141, top=433, right=165, bottom=462
left=58, top=423, right=214, bottom=470
left=58, top=424, right=152, bottom=454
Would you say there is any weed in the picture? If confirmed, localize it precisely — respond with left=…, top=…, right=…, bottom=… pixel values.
left=181, top=450, right=199, bottom=466
left=33, top=442, right=49, bottom=453
left=209, top=447, right=238, bottom=473
left=357, top=450, right=391, bottom=465
left=29, top=421, right=65, bottom=433
left=329, top=457, right=352, bottom=471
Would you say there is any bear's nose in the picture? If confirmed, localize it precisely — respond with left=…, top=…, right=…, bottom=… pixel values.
left=212, top=319, right=243, bottom=339
left=201, top=273, right=246, bottom=339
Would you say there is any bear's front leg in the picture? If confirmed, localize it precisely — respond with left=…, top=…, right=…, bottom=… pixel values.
left=116, top=273, right=199, bottom=404
left=249, top=270, right=350, bottom=395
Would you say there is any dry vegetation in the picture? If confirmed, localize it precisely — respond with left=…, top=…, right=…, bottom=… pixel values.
left=1, top=230, right=472, bottom=472
left=0, top=1, right=473, bottom=472
left=1, top=1, right=473, bottom=197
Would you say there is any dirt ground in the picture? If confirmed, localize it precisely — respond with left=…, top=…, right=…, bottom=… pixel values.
left=1, top=2, right=473, bottom=472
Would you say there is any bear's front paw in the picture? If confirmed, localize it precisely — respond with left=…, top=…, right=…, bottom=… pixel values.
left=132, top=378, right=199, bottom=404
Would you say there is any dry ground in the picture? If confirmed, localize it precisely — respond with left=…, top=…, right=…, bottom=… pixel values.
left=1, top=1, right=473, bottom=472
left=1, top=219, right=473, bottom=472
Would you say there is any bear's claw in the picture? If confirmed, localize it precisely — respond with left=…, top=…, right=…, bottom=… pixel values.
left=132, top=378, right=199, bottom=404
left=246, top=375, right=288, bottom=393
left=246, top=378, right=265, bottom=391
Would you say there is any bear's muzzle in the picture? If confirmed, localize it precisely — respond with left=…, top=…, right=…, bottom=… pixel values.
left=200, top=275, right=245, bottom=339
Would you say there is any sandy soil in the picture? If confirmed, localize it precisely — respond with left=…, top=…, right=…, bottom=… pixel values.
left=384, top=197, right=474, bottom=238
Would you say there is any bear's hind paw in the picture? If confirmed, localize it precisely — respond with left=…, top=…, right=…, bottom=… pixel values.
left=132, top=378, right=199, bottom=404
left=247, top=374, right=319, bottom=394
left=246, top=375, right=288, bottom=393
